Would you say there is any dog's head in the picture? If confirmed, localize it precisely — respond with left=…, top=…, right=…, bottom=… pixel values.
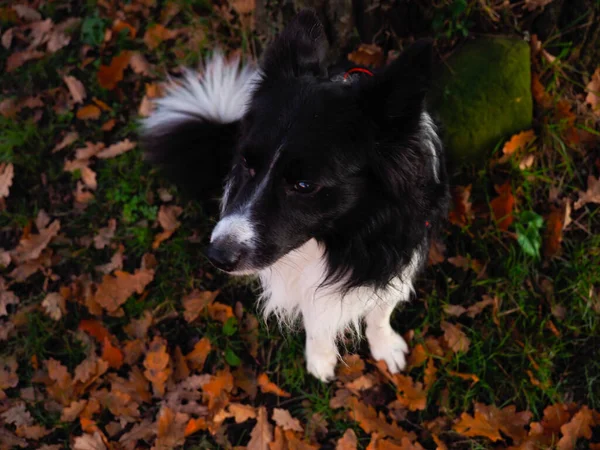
left=206, top=10, right=437, bottom=276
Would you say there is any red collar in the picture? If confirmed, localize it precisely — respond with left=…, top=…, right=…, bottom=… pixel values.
left=343, top=67, right=374, bottom=80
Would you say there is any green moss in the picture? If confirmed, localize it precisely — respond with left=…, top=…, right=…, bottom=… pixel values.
left=429, top=37, right=533, bottom=164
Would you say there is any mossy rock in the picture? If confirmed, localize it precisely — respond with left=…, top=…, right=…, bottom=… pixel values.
left=428, top=37, right=532, bottom=165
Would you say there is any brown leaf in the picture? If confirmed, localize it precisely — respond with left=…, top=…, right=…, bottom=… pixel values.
left=6, top=49, right=44, bottom=72
left=490, top=182, right=515, bottom=231
left=112, top=19, right=137, bottom=38
left=1, top=402, right=32, bottom=427
left=153, top=205, right=183, bottom=248
left=63, top=76, right=86, bottom=104
left=231, top=0, right=256, bottom=15
left=143, top=336, right=171, bottom=397
left=60, top=400, right=87, bottom=422
left=336, top=429, right=358, bottom=450
left=228, top=403, right=256, bottom=423
left=0, top=289, right=19, bottom=316
left=95, top=246, right=124, bottom=274
left=15, top=424, right=51, bottom=439
left=448, top=184, right=473, bottom=227
left=424, top=358, right=438, bottom=389
left=258, top=373, right=291, bottom=397
left=97, top=51, right=132, bottom=90
left=76, top=104, right=101, bottom=120
left=185, top=337, right=212, bottom=370
left=93, top=219, right=117, bottom=250
left=502, top=130, right=536, bottom=155
left=202, top=369, right=234, bottom=411
left=444, top=304, right=467, bottom=317
left=0, top=355, right=19, bottom=398
left=557, top=406, right=595, bottom=450
left=155, top=406, right=188, bottom=449
left=441, top=321, right=470, bottom=354
left=453, top=403, right=532, bottom=443
left=466, top=296, right=494, bottom=318
left=41, top=292, right=66, bottom=320
left=96, top=139, right=136, bottom=159
left=428, top=238, right=446, bottom=266
left=73, top=431, right=108, bottom=449
left=272, top=408, right=303, bottom=432
left=52, top=131, right=79, bottom=153
left=0, top=163, right=14, bottom=199
left=348, top=44, right=384, bottom=68
left=78, top=319, right=111, bottom=343
left=574, top=176, right=600, bottom=210
left=391, top=374, right=427, bottom=411
left=129, top=52, right=151, bottom=75
left=101, top=337, right=123, bottom=369
left=13, top=5, right=41, bottom=21
left=207, top=301, right=234, bottom=323
left=75, top=142, right=105, bottom=160
left=337, top=354, right=365, bottom=382
left=585, top=67, right=600, bottom=115
left=93, top=268, right=154, bottom=313
left=183, top=290, right=219, bottom=322
left=144, top=24, right=177, bottom=49
left=524, top=0, right=554, bottom=11
left=12, top=220, right=60, bottom=264
left=248, top=406, right=273, bottom=450
left=347, top=397, right=415, bottom=441
left=544, top=206, right=564, bottom=258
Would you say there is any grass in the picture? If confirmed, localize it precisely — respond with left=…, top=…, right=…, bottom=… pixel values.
left=0, top=0, right=599, bottom=448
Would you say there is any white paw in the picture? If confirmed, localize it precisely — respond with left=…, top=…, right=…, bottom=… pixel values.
left=368, top=329, right=409, bottom=374
left=306, top=347, right=337, bottom=382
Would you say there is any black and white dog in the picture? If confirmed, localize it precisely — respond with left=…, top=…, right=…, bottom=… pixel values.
left=142, top=10, right=449, bottom=381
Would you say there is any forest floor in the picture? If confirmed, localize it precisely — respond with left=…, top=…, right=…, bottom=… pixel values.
left=0, top=0, right=599, bottom=449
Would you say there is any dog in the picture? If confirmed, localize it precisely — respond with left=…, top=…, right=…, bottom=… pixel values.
left=142, top=10, right=449, bottom=382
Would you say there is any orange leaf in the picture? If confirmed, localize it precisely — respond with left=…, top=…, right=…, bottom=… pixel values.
left=448, top=184, right=473, bottom=227
left=202, top=369, right=234, bottom=411
left=532, top=73, right=552, bottom=108
left=207, top=302, right=234, bottom=323
left=184, top=417, right=207, bottom=437
left=391, top=374, right=427, bottom=411
left=544, top=206, right=564, bottom=258
left=557, top=406, right=595, bottom=450
left=144, top=24, right=177, bottom=49
left=502, top=130, right=535, bottom=155
left=453, top=403, right=531, bottom=443
left=101, top=337, right=123, bottom=369
left=97, top=51, right=132, bottom=90
left=347, top=397, right=415, bottom=441
left=490, top=181, right=515, bottom=231
left=92, top=268, right=154, bottom=313
left=336, top=429, right=358, bottom=450
left=446, top=370, right=479, bottom=384
left=585, top=67, right=600, bottom=115
left=143, top=336, right=171, bottom=396
left=258, top=373, right=291, bottom=397
left=272, top=408, right=303, bottom=432
left=183, top=289, right=219, bottom=322
left=348, top=44, right=384, bottom=68
left=424, top=358, right=438, bottom=389
left=156, top=405, right=188, bottom=448
left=113, top=19, right=136, bottom=38
left=185, top=337, right=212, bottom=371
left=78, top=319, right=111, bottom=343
left=247, top=406, right=273, bottom=450
left=76, top=104, right=101, bottom=120
left=441, top=321, right=471, bottom=354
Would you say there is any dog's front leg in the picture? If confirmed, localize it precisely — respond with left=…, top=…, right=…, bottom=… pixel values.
left=365, top=299, right=409, bottom=373
left=302, top=309, right=338, bottom=382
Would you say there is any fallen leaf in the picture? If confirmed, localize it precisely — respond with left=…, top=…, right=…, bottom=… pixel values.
left=391, top=374, right=427, bottom=411
left=15, top=424, right=51, bottom=439
left=428, top=238, right=446, bottom=265
left=63, top=76, right=86, bottom=104
left=41, top=292, right=66, bottom=320
left=348, top=43, right=384, bottom=68
left=544, top=206, right=564, bottom=258
left=76, top=104, right=101, bottom=120
left=557, top=406, right=594, bottom=450
left=247, top=406, right=273, bottom=450
left=490, top=181, right=515, bottom=231
left=13, top=4, right=41, bottom=21
left=0, top=163, right=14, bottom=199
left=61, top=400, right=88, bottom=422
left=231, top=0, right=256, bottom=15
left=585, top=67, right=600, bottom=115
left=75, top=142, right=105, bottom=160
left=153, top=205, right=183, bottom=248
left=447, top=371, right=479, bottom=384
left=185, top=337, right=212, bottom=370
left=78, top=319, right=111, bottom=343
left=228, top=403, right=256, bottom=423
left=112, top=19, right=136, bottom=38
left=73, top=431, right=107, bottom=450
left=11, top=220, right=60, bottom=264
left=93, top=268, right=154, bottom=313
left=202, top=369, right=234, bottom=411
left=52, top=131, right=79, bottom=153
left=466, top=296, right=494, bottom=318
left=444, top=304, right=467, bottom=317
left=6, top=49, right=44, bottom=72
left=143, top=336, right=171, bottom=396
left=424, top=358, right=438, bottom=389
left=347, top=397, right=415, bottom=441
left=0, top=289, right=19, bottom=317
left=1, top=402, right=32, bottom=427
left=207, top=302, right=234, bottom=323
left=453, top=403, right=532, bottom=443
left=258, top=373, right=291, bottom=397
left=143, top=24, right=177, bottom=49
left=155, top=405, right=188, bottom=449
left=0, top=355, right=19, bottom=399
left=102, top=337, right=123, bottom=369
left=129, top=52, right=151, bottom=75
left=503, top=130, right=536, bottom=155
left=95, top=246, right=124, bottom=274
left=183, top=290, right=219, bottom=322
left=96, top=139, right=136, bottom=159
left=184, top=417, right=208, bottom=437
left=524, top=0, right=554, bottom=11
left=441, top=321, right=470, bottom=353
left=272, top=408, right=303, bottom=432
left=93, top=219, right=117, bottom=249
left=448, top=184, right=473, bottom=226
left=336, top=429, right=358, bottom=450
left=97, top=51, right=132, bottom=90
left=574, top=176, right=600, bottom=210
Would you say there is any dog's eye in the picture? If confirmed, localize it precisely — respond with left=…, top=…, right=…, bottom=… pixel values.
left=241, top=156, right=256, bottom=177
left=292, top=181, right=318, bottom=194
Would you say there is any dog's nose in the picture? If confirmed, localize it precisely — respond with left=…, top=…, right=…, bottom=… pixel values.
left=206, top=241, right=242, bottom=272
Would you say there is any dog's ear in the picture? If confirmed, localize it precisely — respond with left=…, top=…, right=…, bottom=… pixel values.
left=359, top=39, right=433, bottom=130
left=261, top=9, right=328, bottom=79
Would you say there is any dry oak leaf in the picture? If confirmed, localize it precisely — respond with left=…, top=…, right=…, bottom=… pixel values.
left=129, top=52, right=151, bottom=75
left=0, top=163, right=14, bottom=199
left=101, top=337, right=123, bottom=369
left=447, top=371, right=479, bottom=385
left=337, top=354, right=365, bottom=383
left=11, top=220, right=60, bottom=264
left=16, top=424, right=51, bottom=439
left=186, top=337, right=212, bottom=370
left=153, top=204, right=183, bottom=249
left=490, top=181, right=515, bottom=231
left=0, top=289, right=19, bottom=316
left=503, top=130, right=536, bottom=155
left=143, top=24, right=177, bottom=49
left=207, top=301, right=235, bottom=323
left=448, top=184, right=473, bottom=227
left=143, top=336, right=171, bottom=397
left=76, top=104, right=101, bottom=120
left=41, top=292, right=66, bottom=320
left=183, top=289, right=219, bottom=322
left=97, top=51, right=132, bottom=90
left=453, top=403, right=532, bottom=443
left=557, top=406, right=595, bottom=450
left=424, top=358, right=438, bottom=389
left=75, top=141, right=105, bottom=160
left=336, top=429, right=358, bottom=450
left=155, top=405, right=188, bottom=449
left=258, top=373, right=291, bottom=397
left=1, top=402, right=32, bottom=427
left=0, top=355, right=19, bottom=399
left=92, top=268, right=154, bottom=313
left=112, top=19, right=136, bottom=38
left=229, top=403, right=257, bottom=423
left=96, top=139, right=136, bottom=159
left=78, top=319, right=111, bottom=343
left=0, top=428, right=27, bottom=448
left=248, top=406, right=273, bottom=450
left=574, top=176, right=600, bottom=210
left=348, top=43, right=384, bottom=68
left=544, top=205, right=564, bottom=258
left=52, top=131, right=79, bottom=153
left=61, top=399, right=88, bottom=422
left=347, top=397, right=415, bottom=441
left=231, top=0, right=256, bottom=15
left=202, top=369, right=234, bottom=411
left=428, top=238, right=446, bottom=265
left=73, top=431, right=107, bottom=450
left=63, top=76, right=86, bottom=104
left=124, top=310, right=153, bottom=339
left=273, top=408, right=303, bottom=432
left=585, top=67, right=600, bottom=115
left=94, top=221, right=117, bottom=252
left=391, top=374, right=427, bottom=411
left=441, top=321, right=470, bottom=353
